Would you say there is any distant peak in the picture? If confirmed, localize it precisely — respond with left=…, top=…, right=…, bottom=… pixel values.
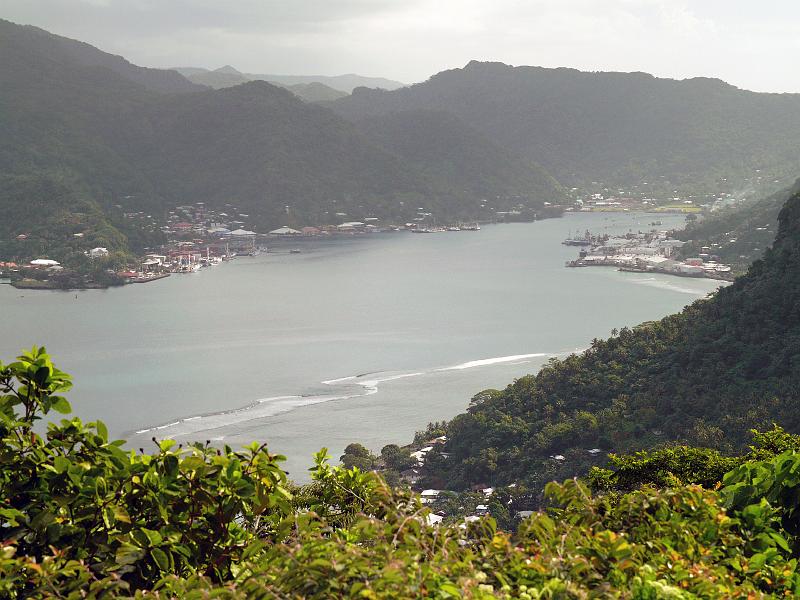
left=463, top=60, right=511, bottom=71
left=223, top=79, right=293, bottom=99
left=215, top=65, right=242, bottom=75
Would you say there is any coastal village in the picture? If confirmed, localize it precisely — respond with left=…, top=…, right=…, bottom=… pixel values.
left=1, top=186, right=749, bottom=289
left=563, top=228, right=735, bottom=281
left=0, top=201, right=486, bottom=289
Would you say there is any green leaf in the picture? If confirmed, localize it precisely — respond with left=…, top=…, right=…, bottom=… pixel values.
left=113, top=505, right=131, bottom=524
left=142, top=528, right=163, bottom=547
left=151, top=547, right=171, bottom=572
left=439, top=582, right=462, bottom=598
left=95, top=420, right=108, bottom=441
left=53, top=456, right=70, bottom=474
left=115, top=542, right=145, bottom=567
left=95, top=476, right=108, bottom=498
left=50, top=396, right=71, bottom=414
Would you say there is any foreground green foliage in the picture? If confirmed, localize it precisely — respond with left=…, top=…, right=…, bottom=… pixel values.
left=589, top=426, right=800, bottom=494
left=4, top=349, right=800, bottom=597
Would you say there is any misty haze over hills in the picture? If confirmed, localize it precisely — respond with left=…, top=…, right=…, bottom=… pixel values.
left=173, top=66, right=350, bottom=103
left=172, top=65, right=405, bottom=96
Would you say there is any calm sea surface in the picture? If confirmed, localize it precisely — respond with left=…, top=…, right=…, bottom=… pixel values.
left=0, top=213, right=725, bottom=481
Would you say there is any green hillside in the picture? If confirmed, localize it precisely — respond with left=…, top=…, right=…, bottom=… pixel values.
left=423, top=186, right=800, bottom=491
left=356, top=110, right=564, bottom=211
left=333, top=61, right=800, bottom=193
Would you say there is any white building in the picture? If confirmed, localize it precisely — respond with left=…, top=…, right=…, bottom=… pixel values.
left=29, top=259, right=60, bottom=268
left=230, top=229, right=257, bottom=237
left=269, top=226, right=300, bottom=236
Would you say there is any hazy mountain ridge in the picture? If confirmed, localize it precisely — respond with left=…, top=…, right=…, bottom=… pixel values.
left=174, top=65, right=404, bottom=94
left=332, top=61, right=800, bottom=191
left=285, top=82, right=348, bottom=103
left=246, top=72, right=405, bottom=93
left=178, top=66, right=348, bottom=102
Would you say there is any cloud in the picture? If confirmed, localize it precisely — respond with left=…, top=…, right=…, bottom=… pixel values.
left=1, top=0, right=798, bottom=92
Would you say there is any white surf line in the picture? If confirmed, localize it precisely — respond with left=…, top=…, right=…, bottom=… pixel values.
left=133, top=394, right=302, bottom=435
left=133, top=351, right=571, bottom=439
left=628, top=276, right=722, bottom=295
left=435, top=353, right=549, bottom=371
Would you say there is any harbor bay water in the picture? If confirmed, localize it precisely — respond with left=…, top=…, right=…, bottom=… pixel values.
left=0, top=213, right=724, bottom=480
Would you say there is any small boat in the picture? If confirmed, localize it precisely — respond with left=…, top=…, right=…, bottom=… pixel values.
left=562, top=229, right=592, bottom=246
left=289, top=249, right=301, bottom=254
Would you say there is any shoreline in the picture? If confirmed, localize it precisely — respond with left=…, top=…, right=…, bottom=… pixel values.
left=1, top=218, right=521, bottom=292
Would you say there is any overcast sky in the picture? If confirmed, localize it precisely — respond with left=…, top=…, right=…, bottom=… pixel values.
left=3, top=0, right=800, bottom=92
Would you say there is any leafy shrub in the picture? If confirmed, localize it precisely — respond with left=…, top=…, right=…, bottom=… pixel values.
left=3, top=347, right=800, bottom=598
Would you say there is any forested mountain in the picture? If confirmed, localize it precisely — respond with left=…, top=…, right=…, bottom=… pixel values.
left=355, top=110, right=563, bottom=205
left=0, top=20, right=202, bottom=94
left=676, top=179, right=800, bottom=270
left=0, top=20, right=563, bottom=261
left=332, top=61, right=800, bottom=192
left=427, top=186, right=800, bottom=490
left=121, top=82, right=429, bottom=228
